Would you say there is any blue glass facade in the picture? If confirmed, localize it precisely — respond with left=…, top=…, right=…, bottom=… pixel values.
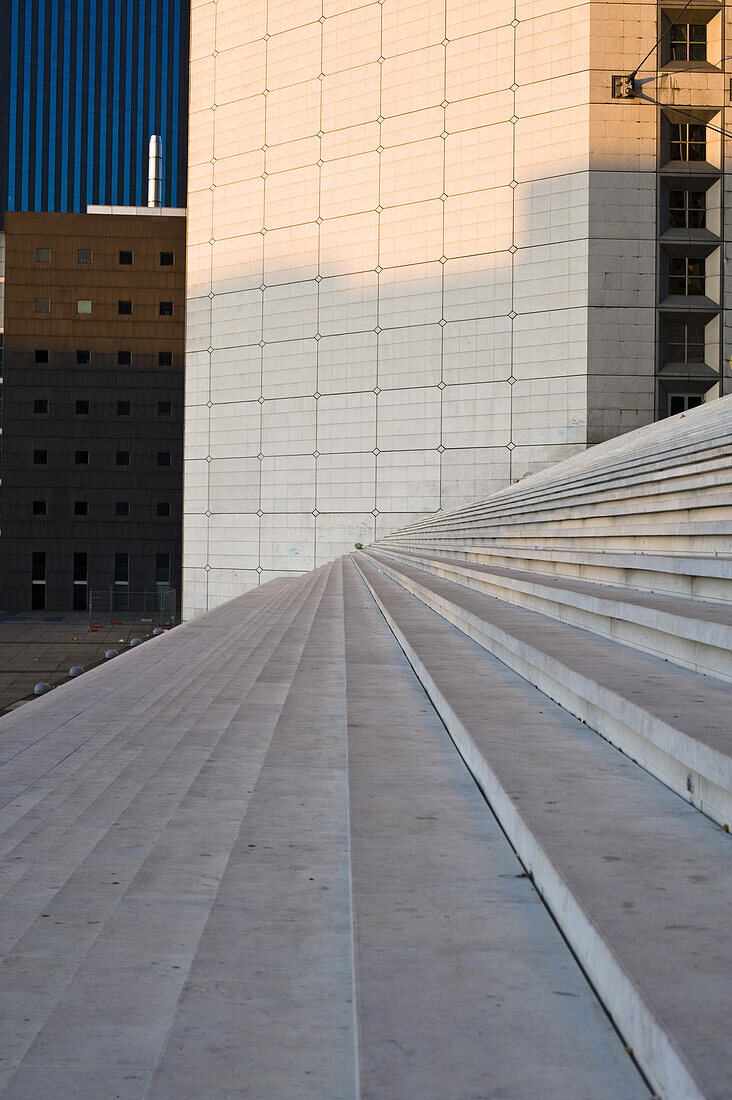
left=0, top=0, right=189, bottom=223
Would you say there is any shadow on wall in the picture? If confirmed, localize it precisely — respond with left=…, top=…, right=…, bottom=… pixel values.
left=182, top=169, right=660, bottom=609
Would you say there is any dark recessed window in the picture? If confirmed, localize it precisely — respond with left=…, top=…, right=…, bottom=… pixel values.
left=159, top=301, right=173, bottom=316
left=668, top=189, right=706, bottom=229
left=115, top=500, right=130, bottom=517
left=33, top=449, right=48, bottom=464
left=158, top=351, right=173, bottom=366
left=117, top=400, right=131, bottom=416
left=118, top=300, right=132, bottom=315
left=32, top=499, right=47, bottom=516
left=34, top=399, right=49, bottom=414
left=670, top=122, right=706, bottom=162
left=114, top=552, right=129, bottom=583
left=32, top=552, right=46, bottom=610
left=156, top=552, right=171, bottom=585
left=670, top=23, right=706, bottom=63
left=75, top=449, right=89, bottom=465
left=74, top=500, right=89, bottom=516
left=116, top=450, right=130, bottom=466
left=75, top=399, right=90, bottom=415
left=77, top=349, right=91, bottom=364
left=666, top=319, right=706, bottom=363
left=157, top=400, right=172, bottom=416
left=156, top=451, right=171, bottom=467
left=35, top=298, right=50, bottom=313
left=35, top=247, right=51, bottom=263
left=117, top=350, right=132, bottom=365
left=77, top=248, right=92, bottom=264
left=669, top=392, right=704, bottom=416
left=35, top=349, right=49, bottom=363
left=156, top=501, right=171, bottom=517
left=119, top=250, right=133, bottom=265
left=160, top=251, right=174, bottom=266
left=668, top=257, right=705, bottom=296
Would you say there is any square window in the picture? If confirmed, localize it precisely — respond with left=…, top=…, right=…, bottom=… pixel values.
left=115, top=500, right=130, bottom=517
left=34, top=398, right=49, bottom=414
left=668, top=188, right=706, bottom=229
left=160, top=251, right=174, bottom=266
left=117, top=400, right=131, bottom=416
left=116, top=450, right=130, bottom=466
left=77, top=299, right=92, bottom=314
left=159, top=301, right=173, bottom=316
left=74, top=499, right=88, bottom=516
left=157, top=400, right=172, bottom=416
left=35, top=298, right=50, bottom=313
left=118, top=300, right=132, bottom=315
left=33, top=448, right=48, bottom=464
left=77, top=248, right=92, bottom=264
left=158, top=351, right=173, bottom=366
left=75, top=449, right=89, bottom=465
left=156, top=451, right=171, bottom=467
left=35, top=247, right=51, bottom=263
left=156, top=501, right=171, bottom=517
left=35, top=349, right=49, bottom=363
left=75, top=399, right=90, bottom=415
left=77, top=349, right=91, bottom=364
left=119, top=250, right=133, bottom=265
left=32, top=499, right=47, bottom=516
left=670, top=23, right=707, bottom=63
left=670, top=122, right=706, bottom=162
left=668, top=257, right=705, bottom=296
left=117, top=350, right=132, bottom=365
left=666, top=318, right=706, bottom=363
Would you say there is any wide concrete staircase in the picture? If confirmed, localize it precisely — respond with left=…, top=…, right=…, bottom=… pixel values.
left=0, top=397, right=729, bottom=1098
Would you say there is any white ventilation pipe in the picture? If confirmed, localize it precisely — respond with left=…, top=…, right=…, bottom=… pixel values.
left=148, top=134, right=163, bottom=208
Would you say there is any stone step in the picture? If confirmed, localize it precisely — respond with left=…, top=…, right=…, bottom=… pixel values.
left=361, top=549, right=732, bottom=828
left=376, top=546, right=732, bottom=682
left=0, top=575, right=303, bottom=838
left=0, top=572, right=317, bottom=890
left=0, top=568, right=331, bottom=1093
left=387, top=543, right=732, bottom=604
left=354, top=553, right=732, bottom=1100
left=337, top=559, right=645, bottom=1099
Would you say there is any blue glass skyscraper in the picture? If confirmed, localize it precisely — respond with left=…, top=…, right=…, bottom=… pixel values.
left=0, top=0, right=189, bottom=223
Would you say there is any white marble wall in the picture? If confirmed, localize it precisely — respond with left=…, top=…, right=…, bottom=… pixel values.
left=183, top=0, right=683, bottom=616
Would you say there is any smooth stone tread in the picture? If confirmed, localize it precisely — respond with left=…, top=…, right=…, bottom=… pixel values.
left=0, top=563, right=650, bottom=1098
left=364, top=548, right=732, bottom=826
left=355, top=553, right=732, bottom=1100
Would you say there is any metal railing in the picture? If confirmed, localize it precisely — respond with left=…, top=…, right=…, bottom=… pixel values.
left=87, top=587, right=178, bottom=627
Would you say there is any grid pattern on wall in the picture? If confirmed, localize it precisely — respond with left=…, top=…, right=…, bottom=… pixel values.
left=184, top=0, right=665, bottom=616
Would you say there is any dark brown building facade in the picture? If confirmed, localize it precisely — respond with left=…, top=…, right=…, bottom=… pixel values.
left=1, top=210, right=185, bottom=613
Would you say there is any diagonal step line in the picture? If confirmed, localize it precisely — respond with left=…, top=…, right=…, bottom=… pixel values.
left=143, top=562, right=355, bottom=1100
left=0, top=579, right=292, bottom=772
left=0, top=572, right=323, bottom=936
left=0, top=576, right=306, bottom=856
left=352, top=554, right=722, bottom=1100
left=0, top=569, right=332, bottom=1091
left=364, top=549, right=732, bottom=825
left=0, top=577, right=302, bottom=821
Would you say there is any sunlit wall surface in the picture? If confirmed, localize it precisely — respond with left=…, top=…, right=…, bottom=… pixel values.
left=184, top=0, right=729, bottom=616
left=0, top=0, right=189, bottom=220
